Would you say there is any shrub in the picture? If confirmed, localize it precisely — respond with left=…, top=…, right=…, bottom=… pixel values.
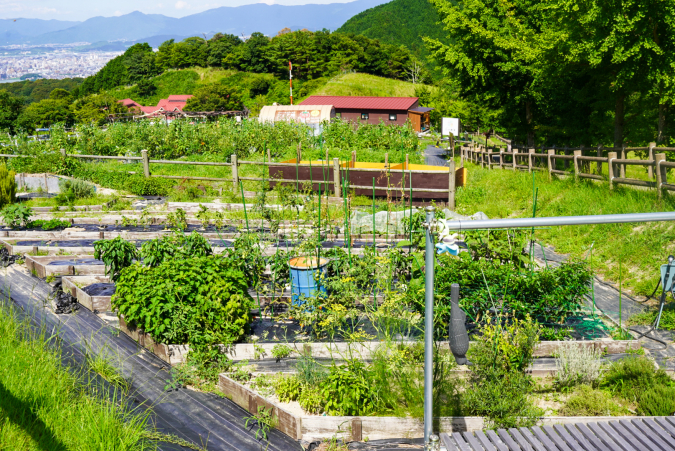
left=298, top=386, right=324, bottom=414
left=1, top=203, right=32, bottom=228
left=125, top=175, right=170, bottom=196
left=113, top=256, right=252, bottom=345
left=637, top=385, right=675, bottom=416
left=463, top=315, right=541, bottom=428
left=555, top=342, right=604, bottom=388
left=140, top=231, right=213, bottom=267
left=601, top=356, right=672, bottom=403
left=94, top=236, right=138, bottom=281
left=274, top=375, right=302, bottom=403
left=560, top=385, right=629, bottom=416
left=321, top=360, right=377, bottom=416
left=57, top=178, right=95, bottom=200
left=0, top=164, right=16, bottom=209
left=30, top=219, right=71, bottom=230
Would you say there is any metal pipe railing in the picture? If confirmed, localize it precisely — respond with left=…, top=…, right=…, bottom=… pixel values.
left=444, top=211, right=675, bottom=231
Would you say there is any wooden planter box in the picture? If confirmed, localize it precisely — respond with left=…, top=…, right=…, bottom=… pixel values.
left=25, top=255, right=106, bottom=278
left=218, top=373, right=652, bottom=442
left=62, top=275, right=113, bottom=312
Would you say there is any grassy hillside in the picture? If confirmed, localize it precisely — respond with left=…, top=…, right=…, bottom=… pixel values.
left=310, top=73, right=434, bottom=97
left=337, top=0, right=447, bottom=63
left=108, top=70, right=433, bottom=114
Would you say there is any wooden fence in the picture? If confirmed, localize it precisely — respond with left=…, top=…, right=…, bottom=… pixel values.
left=460, top=143, right=675, bottom=198
left=1, top=148, right=458, bottom=207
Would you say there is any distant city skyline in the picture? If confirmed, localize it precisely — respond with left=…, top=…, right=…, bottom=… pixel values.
left=0, top=0, right=360, bottom=22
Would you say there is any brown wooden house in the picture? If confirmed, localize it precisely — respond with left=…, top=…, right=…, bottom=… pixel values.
left=299, top=96, right=432, bottom=132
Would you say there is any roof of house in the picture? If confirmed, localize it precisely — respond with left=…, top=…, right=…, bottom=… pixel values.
left=409, top=107, right=434, bottom=113
left=119, top=98, right=142, bottom=108
left=299, top=96, right=419, bottom=110
left=157, top=95, right=193, bottom=111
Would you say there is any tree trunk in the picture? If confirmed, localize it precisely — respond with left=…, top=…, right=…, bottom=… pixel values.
left=658, top=102, right=666, bottom=143
left=614, top=93, right=625, bottom=149
left=526, top=101, right=535, bottom=147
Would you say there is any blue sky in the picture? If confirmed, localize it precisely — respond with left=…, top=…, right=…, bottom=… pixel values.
left=0, top=0, right=355, bottom=21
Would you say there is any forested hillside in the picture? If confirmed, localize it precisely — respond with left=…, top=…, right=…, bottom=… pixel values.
left=337, top=0, right=446, bottom=64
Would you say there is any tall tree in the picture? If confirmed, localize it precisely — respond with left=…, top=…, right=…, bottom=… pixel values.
left=545, top=0, right=675, bottom=148
left=425, top=0, right=549, bottom=146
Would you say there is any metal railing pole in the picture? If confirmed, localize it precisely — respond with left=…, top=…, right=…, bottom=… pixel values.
left=423, top=205, right=436, bottom=444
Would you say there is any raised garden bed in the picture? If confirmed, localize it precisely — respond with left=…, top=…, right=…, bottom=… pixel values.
left=62, top=275, right=114, bottom=311
left=218, top=373, right=656, bottom=441
left=25, top=255, right=105, bottom=278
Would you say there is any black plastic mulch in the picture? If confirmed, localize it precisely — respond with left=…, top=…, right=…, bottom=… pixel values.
left=0, top=267, right=302, bottom=451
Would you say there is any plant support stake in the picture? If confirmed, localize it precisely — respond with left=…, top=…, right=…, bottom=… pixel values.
left=423, top=205, right=436, bottom=444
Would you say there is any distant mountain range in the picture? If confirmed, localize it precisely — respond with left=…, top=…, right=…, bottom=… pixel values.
left=0, top=0, right=391, bottom=47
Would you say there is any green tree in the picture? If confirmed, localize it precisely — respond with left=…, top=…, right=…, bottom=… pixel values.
left=207, top=33, right=242, bottom=67
left=184, top=84, right=244, bottom=111
left=49, top=88, right=73, bottom=101
left=125, top=43, right=160, bottom=83
left=545, top=0, right=675, bottom=148
left=72, top=94, right=129, bottom=126
left=425, top=0, right=548, bottom=145
left=0, top=90, right=24, bottom=131
left=16, top=99, right=73, bottom=130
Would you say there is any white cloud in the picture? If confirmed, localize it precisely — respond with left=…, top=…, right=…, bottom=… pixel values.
left=113, top=10, right=123, bottom=16
left=175, top=1, right=190, bottom=9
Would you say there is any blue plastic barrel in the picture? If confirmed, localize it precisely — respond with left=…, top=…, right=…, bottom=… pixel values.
left=289, top=257, right=328, bottom=306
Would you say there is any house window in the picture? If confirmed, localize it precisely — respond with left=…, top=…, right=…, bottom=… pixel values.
left=389, top=113, right=397, bottom=121
left=361, top=112, right=369, bottom=120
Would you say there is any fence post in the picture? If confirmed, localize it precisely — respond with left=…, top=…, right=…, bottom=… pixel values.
left=141, top=149, right=150, bottom=178
left=499, top=149, right=504, bottom=169
left=563, top=146, right=569, bottom=170
left=511, top=148, right=516, bottom=171
left=597, top=144, right=603, bottom=175
left=351, top=151, right=356, bottom=167
left=231, top=154, right=238, bottom=191
left=655, top=153, right=666, bottom=198
left=297, top=143, right=302, bottom=162
left=487, top=148, right=493, bottom=169
left=333, top=158, right=341, bottom=198
left=528, top=148, right=534, bottom=173
left=547, top=149, right=555, bottom=180
left=648, top=142, right=656, bottom=179
left=448, top=159, right=456, bottom=210
left=384, top=152, right=389, bottom=169
left=405, top=154, right=409, bottom=169
left=480, top=147, right=485, bottom=169
left=620, top=146, right=626, bottom=178
left=607, top=151, right=617, bottom=190
left=573, top=150, right=581, bottom=180
left=60, top=148, right=67, bottom=158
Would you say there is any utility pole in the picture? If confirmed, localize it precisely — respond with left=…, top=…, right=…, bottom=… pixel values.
left=289, top=61, right=293, bottom=105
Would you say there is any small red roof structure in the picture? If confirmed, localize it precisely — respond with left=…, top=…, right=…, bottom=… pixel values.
left=300, top=96, right=419, bottom=110
left=118, top=95, right=194, bottom=118
left=120, top=98, right=142, bottom=109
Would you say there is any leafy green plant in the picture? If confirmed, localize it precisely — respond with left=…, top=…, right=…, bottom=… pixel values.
left=125, top=175, right=170, bottom=196
left=195, top=204, right=211, bottom=229
left=55, top=178, right=95, bottom=204
left=298, top=386, right=324, bottom=414
left=274, top=375, right=302, bottom=402
left=555, top=342, right=604, bottom=388
left=228, top=361, right=252, bottom=382
left=113, top=256, right=253, bottom=345
left=1, top=203, right=32, bottom=228
left=30, top=218, right=71, bottom=230
left=94, top=236, right=138, bottom=281
left=166, top=208, right=188, bottom=231
left=463, top=315, right=541, bottom=428
left=271, top=344, right=292, bottom=360
left=601, top=356, right=673, bottom=403
left=0, top=164, right=16, bottom=209
left=244, top=406, right=277, bottom=442
left=637, top=385, right=675, bottom=416
left=321, top=360, right=377, bottom=416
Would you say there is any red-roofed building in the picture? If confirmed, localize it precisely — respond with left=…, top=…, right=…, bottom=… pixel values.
left=118, top=95, right=194, bottom=118
left=299, top=96, right=432, bottom=132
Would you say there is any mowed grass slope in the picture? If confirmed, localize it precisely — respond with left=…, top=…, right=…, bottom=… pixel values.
left=456, top=161, right=675, bottom=296
left=0, top=303, right=155, bottom=450
left=308, top=72, right=434, bottom=97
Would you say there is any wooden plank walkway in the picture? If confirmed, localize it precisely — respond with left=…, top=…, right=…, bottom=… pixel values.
left=440, top=417, right=675, bottom=450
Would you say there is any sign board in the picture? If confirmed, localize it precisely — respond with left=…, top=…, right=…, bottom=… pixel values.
left=442, top=118, right=461, bottom=137
left=274, top=109, right=323, bottom=124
